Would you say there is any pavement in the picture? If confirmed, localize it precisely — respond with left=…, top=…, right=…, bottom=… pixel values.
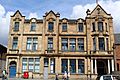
left=0, top=78, right=83, bottom=80
left=0, top=78, right=57, bottom=80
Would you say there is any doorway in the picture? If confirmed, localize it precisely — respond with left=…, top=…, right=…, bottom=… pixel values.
left=97, top=59, right=108, bottom=76
left=9, top=61, right=16, bottom=78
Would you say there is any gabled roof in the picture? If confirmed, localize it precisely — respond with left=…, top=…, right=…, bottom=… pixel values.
left=90, top=4, right=110, bottom=15
left=44, top=10, right=59, bottom=17
left=11, top=10, right=25, bottom=17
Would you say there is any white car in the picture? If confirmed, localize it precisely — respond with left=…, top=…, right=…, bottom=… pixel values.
left=100, top=75, right=119, bottom=80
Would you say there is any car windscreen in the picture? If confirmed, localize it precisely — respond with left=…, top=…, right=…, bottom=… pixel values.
left=103, top=76, right=112, bottom=80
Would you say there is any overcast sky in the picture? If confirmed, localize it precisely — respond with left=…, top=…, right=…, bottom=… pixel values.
left=0, top=0, right=120, bottom=47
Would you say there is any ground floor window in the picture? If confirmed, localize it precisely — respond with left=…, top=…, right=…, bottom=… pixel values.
left=34, top=58, right=40, bottom=72
left=22, top=58, right=27, bottom=72
left=78, top=59, right=84, bottom=73
left=70, top=59, right=76, bottom=73
left=22, top=58, right=40, bottom=72
left=61, top=59, right=68, bottom=73
left=61, top=59, right=84, bottom=74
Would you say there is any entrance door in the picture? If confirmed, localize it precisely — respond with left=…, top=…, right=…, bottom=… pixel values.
left=9, top=61, right=16, bottom=78
left=97, top=60, right=107, bottom=76
left=44, top=66, right=48, bottom=80
left=44, top=58, right=49, bottom=80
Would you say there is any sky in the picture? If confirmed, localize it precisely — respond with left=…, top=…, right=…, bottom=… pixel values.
left=0, top=0, right=120, bottom=47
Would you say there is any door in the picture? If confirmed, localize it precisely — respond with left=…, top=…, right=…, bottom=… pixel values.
left=44, top=67, right=48, bottom=80
left=44, top=58, right=49, bottom=80
left=97, top=60, right=107, bottom=76
left=9, top=61, right=16, bottom=78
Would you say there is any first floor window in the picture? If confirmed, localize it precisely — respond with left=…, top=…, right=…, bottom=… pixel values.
left=26, top=37, right=38, bottom=51
left=32, top=38, right=38, bottom=51
left=48, top=38, right=53, bottom=49
left=98, top=22, right=103, bottom=32
left=26, top=38, right=32, bottom=50
left=99, top=38, right=105, bottom=51
left=78, top=59, right=84, bottom=73
left=69, top=38, right=76, bottom=51
left=70, top=59, right=76, bottom=73
left=78, top=38, right=84, bottom=51
left=61, top=59, right=68, bottom=73
left=62, top=38, right=68, bottom=51
left=12, top=37, right=18, bottom=49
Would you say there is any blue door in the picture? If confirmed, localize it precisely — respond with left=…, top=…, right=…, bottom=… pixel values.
left=9, top=65, right=16, bottom=78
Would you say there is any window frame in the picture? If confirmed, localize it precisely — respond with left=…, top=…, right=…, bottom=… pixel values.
left=12, top=37, right=18, bottom=49
left=47, top=37, right=53, bottom=50
left=69, top=38, right=76, bottom=51
left=14, top=22, right=19, bottom=31
left=62, top=23, right=67, bottom=32
left=98, top=22, right=103, bottom=32
left=48, top=22, right=54, bottom=32
left=99, top=38, right=105, bottom=51
left=70, top=59, right=76, bottom=73
left=78, top=38, right=84, bottom=51
left=78, top=59, right=84, bottom=74
left=78, top=23, right=84, bottom=32
left=61, top=38, right=68, bottom=51
left=30, top=22, right=36, bottom=31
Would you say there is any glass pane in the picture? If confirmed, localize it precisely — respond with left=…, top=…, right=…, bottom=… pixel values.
left=12, top=37, right=18, bottom=49
left=98, top=22, right=103, bottom=31
left=14, top=22, right=19, bottom=31
left=78, top=23, right=83, bottom=32
left=62, top=23, right=67, bottom=31
left=70, top=59, right=76, bottom=73
left=48, top=22, right=53, bottom=31
left=78, top=38, right=84, bottom=51
left=31, top=22, right=36, bottom=31
left=62, top=38, right=68, bottom=51
left=61, top=59, right=68, bottom=73
left=99, top=38, right=105, bottom=50
left=34, top=64, right=39, bottom=72
left=78, top=59, right=84, bottom=73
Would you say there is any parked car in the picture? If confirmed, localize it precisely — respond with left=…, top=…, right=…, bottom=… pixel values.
left=99, top=75, right=120, bottom=80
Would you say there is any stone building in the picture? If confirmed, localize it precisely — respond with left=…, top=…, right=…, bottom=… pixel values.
left=6, top=4, right=115, bottom=79
left=0, top=44, right=7, bottom=77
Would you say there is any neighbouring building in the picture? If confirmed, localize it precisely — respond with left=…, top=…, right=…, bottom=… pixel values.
left=6, top=4, right=115, bottom=79
left=114, top=34, right=120, bottom=72
left=0, top=44, right=7, bottom=77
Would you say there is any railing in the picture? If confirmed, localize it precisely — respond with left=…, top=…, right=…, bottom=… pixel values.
left=45, top=49, right=55, bottom=54
left=60, top=49, right=86, bottom=52
left=90, top=50, right=113, bottom=55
